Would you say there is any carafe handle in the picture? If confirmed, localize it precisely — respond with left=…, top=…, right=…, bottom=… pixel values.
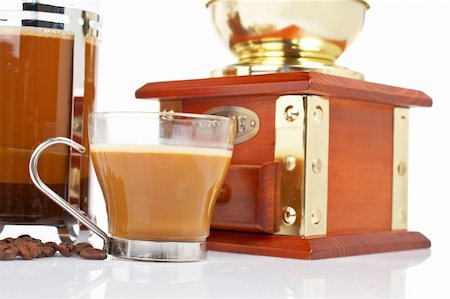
left=29, top=137, right=110, bottom=249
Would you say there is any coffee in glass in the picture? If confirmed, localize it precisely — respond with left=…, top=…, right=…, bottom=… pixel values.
left=29, top=112, right=235, bottom=261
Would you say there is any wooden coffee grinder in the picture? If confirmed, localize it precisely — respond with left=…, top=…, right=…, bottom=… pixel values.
left=135, top=0, right=431, bottom=259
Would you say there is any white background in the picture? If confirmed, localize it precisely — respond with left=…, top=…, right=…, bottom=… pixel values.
left=1, top=1, right=449, bottom=298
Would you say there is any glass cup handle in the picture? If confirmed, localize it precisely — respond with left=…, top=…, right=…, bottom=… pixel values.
left=29, top=137, right=110, bottom=247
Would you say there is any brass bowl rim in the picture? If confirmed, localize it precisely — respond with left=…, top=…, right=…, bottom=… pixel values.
left=205, top=0, right=370, bottom=10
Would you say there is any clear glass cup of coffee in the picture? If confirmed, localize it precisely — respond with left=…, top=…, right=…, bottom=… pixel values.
left=29, top=112, right=235, bottom=262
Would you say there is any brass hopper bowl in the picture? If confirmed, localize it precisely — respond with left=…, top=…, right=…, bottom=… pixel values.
left=207, top=0, right=369, bottom=79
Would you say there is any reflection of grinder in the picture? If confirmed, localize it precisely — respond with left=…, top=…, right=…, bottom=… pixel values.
left=0, top=1, right=101, bottom=242
left=139, top=0, right=432, bottom=259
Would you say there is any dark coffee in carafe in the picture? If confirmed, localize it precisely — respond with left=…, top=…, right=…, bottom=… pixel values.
left=0, top=3, right=101, bottom=239
left=0, top=27, right=73, bottom=225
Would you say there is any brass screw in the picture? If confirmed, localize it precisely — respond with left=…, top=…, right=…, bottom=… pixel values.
left=311, top=209, right=321, bottom=225
left=312, top=158, right=322, bottom=174
left=284, top=105, right=299, bottom=122
left=162, top=109, right=175, bottom=113
left=282, top=207, right=297, bottom=225
left=398, top=161, right=407, bottom=176
left=313, top=105, right=323, bottom=122
left=284, top=155, right=297, bottom=171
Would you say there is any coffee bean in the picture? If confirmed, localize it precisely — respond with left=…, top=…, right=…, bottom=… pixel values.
left=79, top=247, right=107, bottom=260
left=74, top=242, right=93, bottom=255
left=19, top=236, right=42, bottom=246
left=58, top=243, right=76, bottom=257
left=44, top=242, right=58, bottom=251
left=18, top=242, right=40, bottom=260
left=17, top=235, right=35, bottom=242
left=1, top=235, right=107, bottom=261
left=2, top=237, right=15, bottom=244
left=40, top=245, right=56, bottom=257
left=0, top=244, right=18, bottom=260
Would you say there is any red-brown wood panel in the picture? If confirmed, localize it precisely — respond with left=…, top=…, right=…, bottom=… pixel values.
left=135, top=72, right=432, bottom=259
left=327, top=98, right=393, bottom=235
left=211, top=162, right=280, bottom=233
left=182, top=95, right=276, bottom=165
left=207, top=230, right=430, bottom=260
left=136, top=72, right=432, bottom=108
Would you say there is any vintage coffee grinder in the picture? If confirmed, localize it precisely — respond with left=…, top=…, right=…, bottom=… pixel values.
left=0, top=1, right=101, bottom=242
left=136, top=0, right=431, bottom=259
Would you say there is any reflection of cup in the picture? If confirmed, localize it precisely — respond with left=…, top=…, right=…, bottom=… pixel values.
left=29, top=112, right=235, bottom=261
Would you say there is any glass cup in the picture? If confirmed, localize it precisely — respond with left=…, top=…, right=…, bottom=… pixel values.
left=29, top=112, right=235, bottom=261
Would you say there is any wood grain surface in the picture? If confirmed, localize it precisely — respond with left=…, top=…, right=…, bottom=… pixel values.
left=327, top=98, right=393, bottom=235
left=136, top=72, right=432, bottom=108
left=136, top=71, right=432, bottom=259
left=211, top=162, right=280, bottom=233
left=207, top=230, right=431, bottom=260
left=182, top=95, right=276, bottom=165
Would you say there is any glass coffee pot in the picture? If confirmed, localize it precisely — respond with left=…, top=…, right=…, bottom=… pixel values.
left=0, top=1, right=101, bottom=242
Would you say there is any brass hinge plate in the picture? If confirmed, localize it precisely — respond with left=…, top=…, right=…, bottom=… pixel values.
left=274, top=95, right=329, bottom=237
left=302, top=95, right=329, bottom=237
left=274, top=95, right=305, bottom=236
left=392, top=108, right=409, bottom=230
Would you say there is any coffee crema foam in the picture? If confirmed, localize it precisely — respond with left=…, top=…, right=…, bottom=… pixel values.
left=0, top=26, right=74, bottom=39
left=90, top=143, right=232, bottom=157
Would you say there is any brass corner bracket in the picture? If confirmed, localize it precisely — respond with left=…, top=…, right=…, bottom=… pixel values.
left=275, top=95, right=329, bottom=238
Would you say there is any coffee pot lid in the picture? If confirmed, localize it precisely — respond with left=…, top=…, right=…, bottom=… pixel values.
left=0, top=1, right=102, bottom=39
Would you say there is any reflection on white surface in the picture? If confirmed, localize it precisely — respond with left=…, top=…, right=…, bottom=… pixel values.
left=0, top=249, right=431, bottom=298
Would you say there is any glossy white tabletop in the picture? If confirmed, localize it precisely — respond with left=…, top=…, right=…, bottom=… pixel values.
left=0, top=245, right=448, bottom=299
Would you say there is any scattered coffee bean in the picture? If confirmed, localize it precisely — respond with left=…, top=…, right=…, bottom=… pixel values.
left=40, top=245, right=56, bottom=257
left=57, top=243, right=76, bottom=257
left=0, top=236, right=107, bottom=261
left=0, top=244, right=18, bottom=260
left=74, top=242, right=93, bottom=255
left=44, top=241, right=59, bottom=251
left=79, top=247, right=107, bottom=260
left=18, top=242, right=41, bottom=260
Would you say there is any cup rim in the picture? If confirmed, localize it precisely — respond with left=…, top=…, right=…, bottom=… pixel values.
left=89, top=111, right=233, bottom=122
